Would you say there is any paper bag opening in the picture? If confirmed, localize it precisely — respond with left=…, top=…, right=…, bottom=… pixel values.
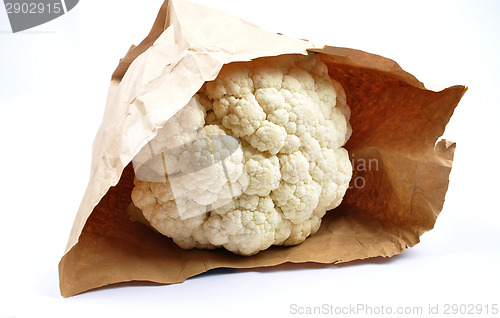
left=58, top=0, right=466, bottom=297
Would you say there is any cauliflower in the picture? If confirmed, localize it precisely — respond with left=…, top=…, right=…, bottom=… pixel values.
left=131, top=53, right=352, bottom=255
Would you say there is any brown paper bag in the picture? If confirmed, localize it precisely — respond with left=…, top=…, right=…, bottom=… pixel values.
left=58, top=0, right=466, bottom=297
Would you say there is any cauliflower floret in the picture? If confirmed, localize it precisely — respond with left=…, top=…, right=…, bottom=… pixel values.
left=131, top=52, right=352, bottom=255
left=131, top=177, right=215, bottom=249
left=283, top=213, right=322, bottom=246
left=203, top=195, right=281, bottom=255
left=246, top=120, right=286, bottom=155
left=271, top=178, right=321, bottom=224
left=242, top=144, right=281, bottom=196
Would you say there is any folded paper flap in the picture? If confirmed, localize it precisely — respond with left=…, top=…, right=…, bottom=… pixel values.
left=59, top=0, right=466, bottom=297
left=314, top=46, right=424, bottom=88
left=112, top=0, right=316, bottom=82
left=319, top=52, right=466, bottom=155
left=112, top=1, right=170, bottom=81
left=435, top=139, right=457, bottom=164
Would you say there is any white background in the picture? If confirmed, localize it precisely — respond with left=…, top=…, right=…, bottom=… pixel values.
left=1, top=1, right=499, bottom=317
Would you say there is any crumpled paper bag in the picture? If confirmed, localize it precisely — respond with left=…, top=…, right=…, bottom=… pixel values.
left=58, top=0, right=466, bottom=297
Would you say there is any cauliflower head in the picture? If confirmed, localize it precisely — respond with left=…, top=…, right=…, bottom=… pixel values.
left=131, top=53, right=352, bottom=255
